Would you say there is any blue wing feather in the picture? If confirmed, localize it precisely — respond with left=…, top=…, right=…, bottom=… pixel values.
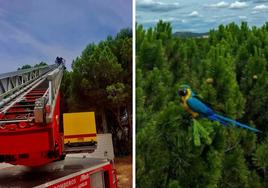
left=187, top=97, right=214, bottom=116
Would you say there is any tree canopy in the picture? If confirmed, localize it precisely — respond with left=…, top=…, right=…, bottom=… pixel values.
left=17, top=61, right=48, bottom=70
left=136, top=21, right=268, bottom=188
left=61, top=28, right=132, bottom=155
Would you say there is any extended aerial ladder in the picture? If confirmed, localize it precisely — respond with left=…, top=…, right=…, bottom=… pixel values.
left=0, top=64, right=62, bottom=123
left=0, top=59, right=118, bottom=188
left=0, top=58, right=99, bottom=168
left=0, top=60, right=66, bottom=166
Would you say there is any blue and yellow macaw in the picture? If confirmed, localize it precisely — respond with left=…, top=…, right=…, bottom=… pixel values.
left=178, top=84, right=261, bottom=133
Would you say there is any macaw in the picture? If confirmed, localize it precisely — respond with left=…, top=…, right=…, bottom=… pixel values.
left=178, top=84, right=261, bottom=133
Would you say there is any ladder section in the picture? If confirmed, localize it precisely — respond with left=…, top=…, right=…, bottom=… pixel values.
left=0, top=65, right=57, bottom=113
left=0, top=86, right=48, bottom=125
left=0, top=64, right=57, bottom=99
left=0, top=63, right=64, bottom=127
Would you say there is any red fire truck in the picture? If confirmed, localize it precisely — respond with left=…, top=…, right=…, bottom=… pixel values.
left=0, top=59, right=119, bottom=188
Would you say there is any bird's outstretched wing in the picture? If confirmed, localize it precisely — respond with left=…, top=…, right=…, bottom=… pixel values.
left=187, top=97, right=214, bottom=116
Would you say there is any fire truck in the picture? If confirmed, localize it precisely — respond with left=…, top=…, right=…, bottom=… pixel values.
left=0, top=59, right=118, bottom=188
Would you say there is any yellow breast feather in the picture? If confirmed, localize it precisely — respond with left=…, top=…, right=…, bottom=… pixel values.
left=181, top=89, right=199, bottom=118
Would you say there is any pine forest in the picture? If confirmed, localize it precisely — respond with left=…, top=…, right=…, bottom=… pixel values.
left=136, top=21, right=268, bottom=188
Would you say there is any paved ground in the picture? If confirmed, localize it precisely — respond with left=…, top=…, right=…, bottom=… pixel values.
left=114, top=155, right=132, bottom=188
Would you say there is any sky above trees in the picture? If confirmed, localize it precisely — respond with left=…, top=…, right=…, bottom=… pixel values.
left=137, top=0, right=268, bottom=32
left=0, top=0, right=132, bottom=73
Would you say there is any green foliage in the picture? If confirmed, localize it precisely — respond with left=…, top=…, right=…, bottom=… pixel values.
left=193, top=119, right=212, bottom=146
left=17, top=62, right=48, bottom=70
left=221, top=147, right=250, bottom=187
left=168, top=180, right=181, bottom=188
left=61, top=28, right=132, bottom=155
left=253, top=139, right=268, bottom=176
left=69, top=28, right=132, bottom=108
left=34, top=61, right=47, bottom=67
left=17, top=64, right=32, bottom=70
left=106, top=82, right=129, bottom=103
left=137, top=21, right=268, bottom=187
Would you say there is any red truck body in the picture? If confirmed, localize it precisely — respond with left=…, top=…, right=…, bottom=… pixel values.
left=0, top=85, right=63, bottom=166
left=0, top=63, right=119, bottom=188
left=0, top=64, right=64, bottom=166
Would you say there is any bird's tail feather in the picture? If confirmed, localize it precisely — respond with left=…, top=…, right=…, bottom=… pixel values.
left=209, top=114, right=261, bottom=133
left=207, top=114, right=228, bottom=126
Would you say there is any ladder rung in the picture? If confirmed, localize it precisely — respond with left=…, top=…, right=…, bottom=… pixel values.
left=20, top=99, right=36, bottom=103
left=5, top=110, right=34, bottom=115
left=17, top=101, right=35, bottom=104
left=26, top=93, right=44, bottom=96
left=25, top=97, right=41, bottom=100
left=12, top=104, right=35, bottom=108
left=0, top=118, right=34, bottom=124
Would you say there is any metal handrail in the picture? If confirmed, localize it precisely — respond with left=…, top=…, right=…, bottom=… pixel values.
left=46, top=64, right=64, bottom=122
left=0, top=64, right=57, bottom=99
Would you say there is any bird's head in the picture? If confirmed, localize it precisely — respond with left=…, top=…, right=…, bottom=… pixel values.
left=178, top=84, right=195, bottom=100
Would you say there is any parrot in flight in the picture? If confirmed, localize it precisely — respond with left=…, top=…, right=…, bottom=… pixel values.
left=178, top=84, right=261, bottom=133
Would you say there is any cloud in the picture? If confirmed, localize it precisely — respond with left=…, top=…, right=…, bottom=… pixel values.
left=251, top=10, right=259, bottom=14
left=208, top=1, right=229, bottom=8
left=253, top=4, right=268, bottom=10
left=0, top=7, right=8, bottom=17
left=0, top=20, right=79, bottom=71
left=137, top=0, right=181, bottom=12
left=229, top=1, right=248, bottom=9
left=239, top=16, right=247, bottom=19
left=163, top=17, right=176, bottom=22
left=252, top=0, right=268, bottom=3
left=141, top=19, right=159, bottom=24
left=251, top=4, right=268, bottom=14
left=0, top=56, right=45, bottom=73
left=161, top=17, right=188, bottom=23
left=188, top=11, right=199, bottom=17
left=0, top=0, right=132, bottom=73
left=137, top=0, right=268, bottom=33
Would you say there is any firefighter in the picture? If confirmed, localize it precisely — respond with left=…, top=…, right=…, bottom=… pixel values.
left=55, top=56, right=65, bottom=65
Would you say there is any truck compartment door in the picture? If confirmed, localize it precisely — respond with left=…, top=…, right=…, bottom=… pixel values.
left=63, top=112, right=97, bottom=153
